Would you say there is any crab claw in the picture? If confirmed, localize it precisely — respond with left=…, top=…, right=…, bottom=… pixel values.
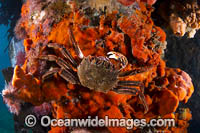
left=107, top=51, right=128, bottom=69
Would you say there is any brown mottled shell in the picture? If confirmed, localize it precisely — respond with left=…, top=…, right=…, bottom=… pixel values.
left=77, top=56, right=119, bottom=92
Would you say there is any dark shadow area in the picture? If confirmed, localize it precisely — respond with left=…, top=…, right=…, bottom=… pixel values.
left=164, top=31, right=200, bottom=132
left=152, top=1, right=200, bottom=132
left=0, top=0, right=23, bottom=40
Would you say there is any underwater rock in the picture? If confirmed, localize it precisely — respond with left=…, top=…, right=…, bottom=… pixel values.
left=156, top=0, right=200, bottom=38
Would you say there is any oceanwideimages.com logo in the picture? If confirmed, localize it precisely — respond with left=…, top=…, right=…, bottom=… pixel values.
left=25, top=115, right=175, bottom=129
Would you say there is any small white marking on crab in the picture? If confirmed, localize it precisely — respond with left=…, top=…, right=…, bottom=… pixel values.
left=78, top=47, right=84, bottom=59
left=107, top=52, right=118, bottom=60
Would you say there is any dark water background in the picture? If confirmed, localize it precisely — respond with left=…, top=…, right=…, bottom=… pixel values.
left=0, top=25, right=14, bottom=133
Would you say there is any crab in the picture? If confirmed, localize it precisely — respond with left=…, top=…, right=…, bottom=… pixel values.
left=39, top=27, right=149, bottom=113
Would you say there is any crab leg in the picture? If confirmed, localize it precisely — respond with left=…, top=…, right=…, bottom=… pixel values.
left=68, top=27, right=84, bottom=59
left=48, top=43, right=78, bottom=67
left=119, top=69, right=146, bottom=77
left=59, top=68, right=79, bottom=84
left=42, top=68, right=60, bottom=82
left=39, top=55, right=80, bottom=83
left=39, top=55, right=73, bottom=71
left=119, top=66, right=153, bottom=77
left=113, top=86, right=148, bottom=114
left=42, top=68, right=79, bottom=84
left=118, top=80, right=144, bottom=93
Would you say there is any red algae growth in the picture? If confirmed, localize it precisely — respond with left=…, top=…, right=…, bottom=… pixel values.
left=2, top=0, right=194, bottom=132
